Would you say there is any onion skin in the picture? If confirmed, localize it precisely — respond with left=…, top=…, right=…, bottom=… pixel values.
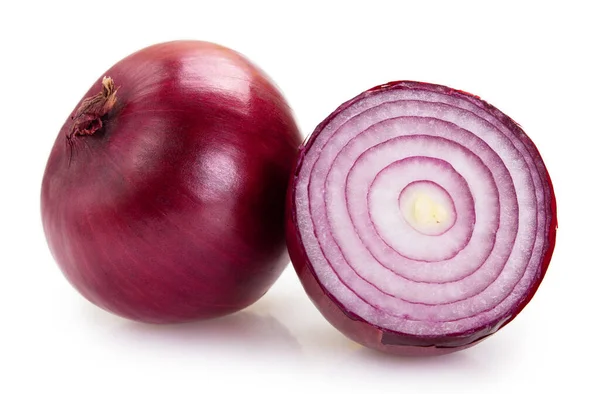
left=41, top=41, right=301, bottom=323
left=286, top=81, right=557, bottom=356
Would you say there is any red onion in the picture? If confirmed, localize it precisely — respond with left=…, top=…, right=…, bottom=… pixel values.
left=41, top=41, right=301, bottom=323
left=286, top=81, right=557, bottom=355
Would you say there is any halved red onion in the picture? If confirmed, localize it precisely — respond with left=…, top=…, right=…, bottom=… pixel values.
left=286, top=81, right=557, bottom=356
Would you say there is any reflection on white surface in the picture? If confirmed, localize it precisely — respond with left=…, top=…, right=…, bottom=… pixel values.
left=110, top=310, right=301, bottom=356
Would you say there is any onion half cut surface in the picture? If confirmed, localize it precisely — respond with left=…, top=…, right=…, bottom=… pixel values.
left=286, top=81, right=557, bottom=355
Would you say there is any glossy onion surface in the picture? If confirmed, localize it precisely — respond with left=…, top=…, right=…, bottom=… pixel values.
left=42, top=41, right=301, bottom=323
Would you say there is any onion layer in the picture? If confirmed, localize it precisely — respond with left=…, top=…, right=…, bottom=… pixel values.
left=286, top=81, right=557, bottom=355
left=41, top=41, right=301, bottom=323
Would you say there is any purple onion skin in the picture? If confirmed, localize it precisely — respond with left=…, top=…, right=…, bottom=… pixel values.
left=42, top=41, right=302, bottom=323
left=285, top=81, right=557, bottom=356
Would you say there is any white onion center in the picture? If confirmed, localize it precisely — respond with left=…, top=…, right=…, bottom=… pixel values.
left=398, top=180, right=456, bottom=236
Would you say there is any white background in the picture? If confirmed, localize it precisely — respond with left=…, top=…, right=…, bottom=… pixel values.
left=1, top=1, right=597, bottom=393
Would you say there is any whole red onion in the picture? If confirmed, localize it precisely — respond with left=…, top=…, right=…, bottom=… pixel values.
left=286, top=81, right=557, bottom=355
left=41, top=41, right=301, bottom=323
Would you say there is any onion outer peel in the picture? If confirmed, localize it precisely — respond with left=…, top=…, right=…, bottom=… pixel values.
left=41, top=41, right=302, bottom=323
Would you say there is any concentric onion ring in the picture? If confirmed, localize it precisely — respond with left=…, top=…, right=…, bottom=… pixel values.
left=286, top=81, right=557, bottom=355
